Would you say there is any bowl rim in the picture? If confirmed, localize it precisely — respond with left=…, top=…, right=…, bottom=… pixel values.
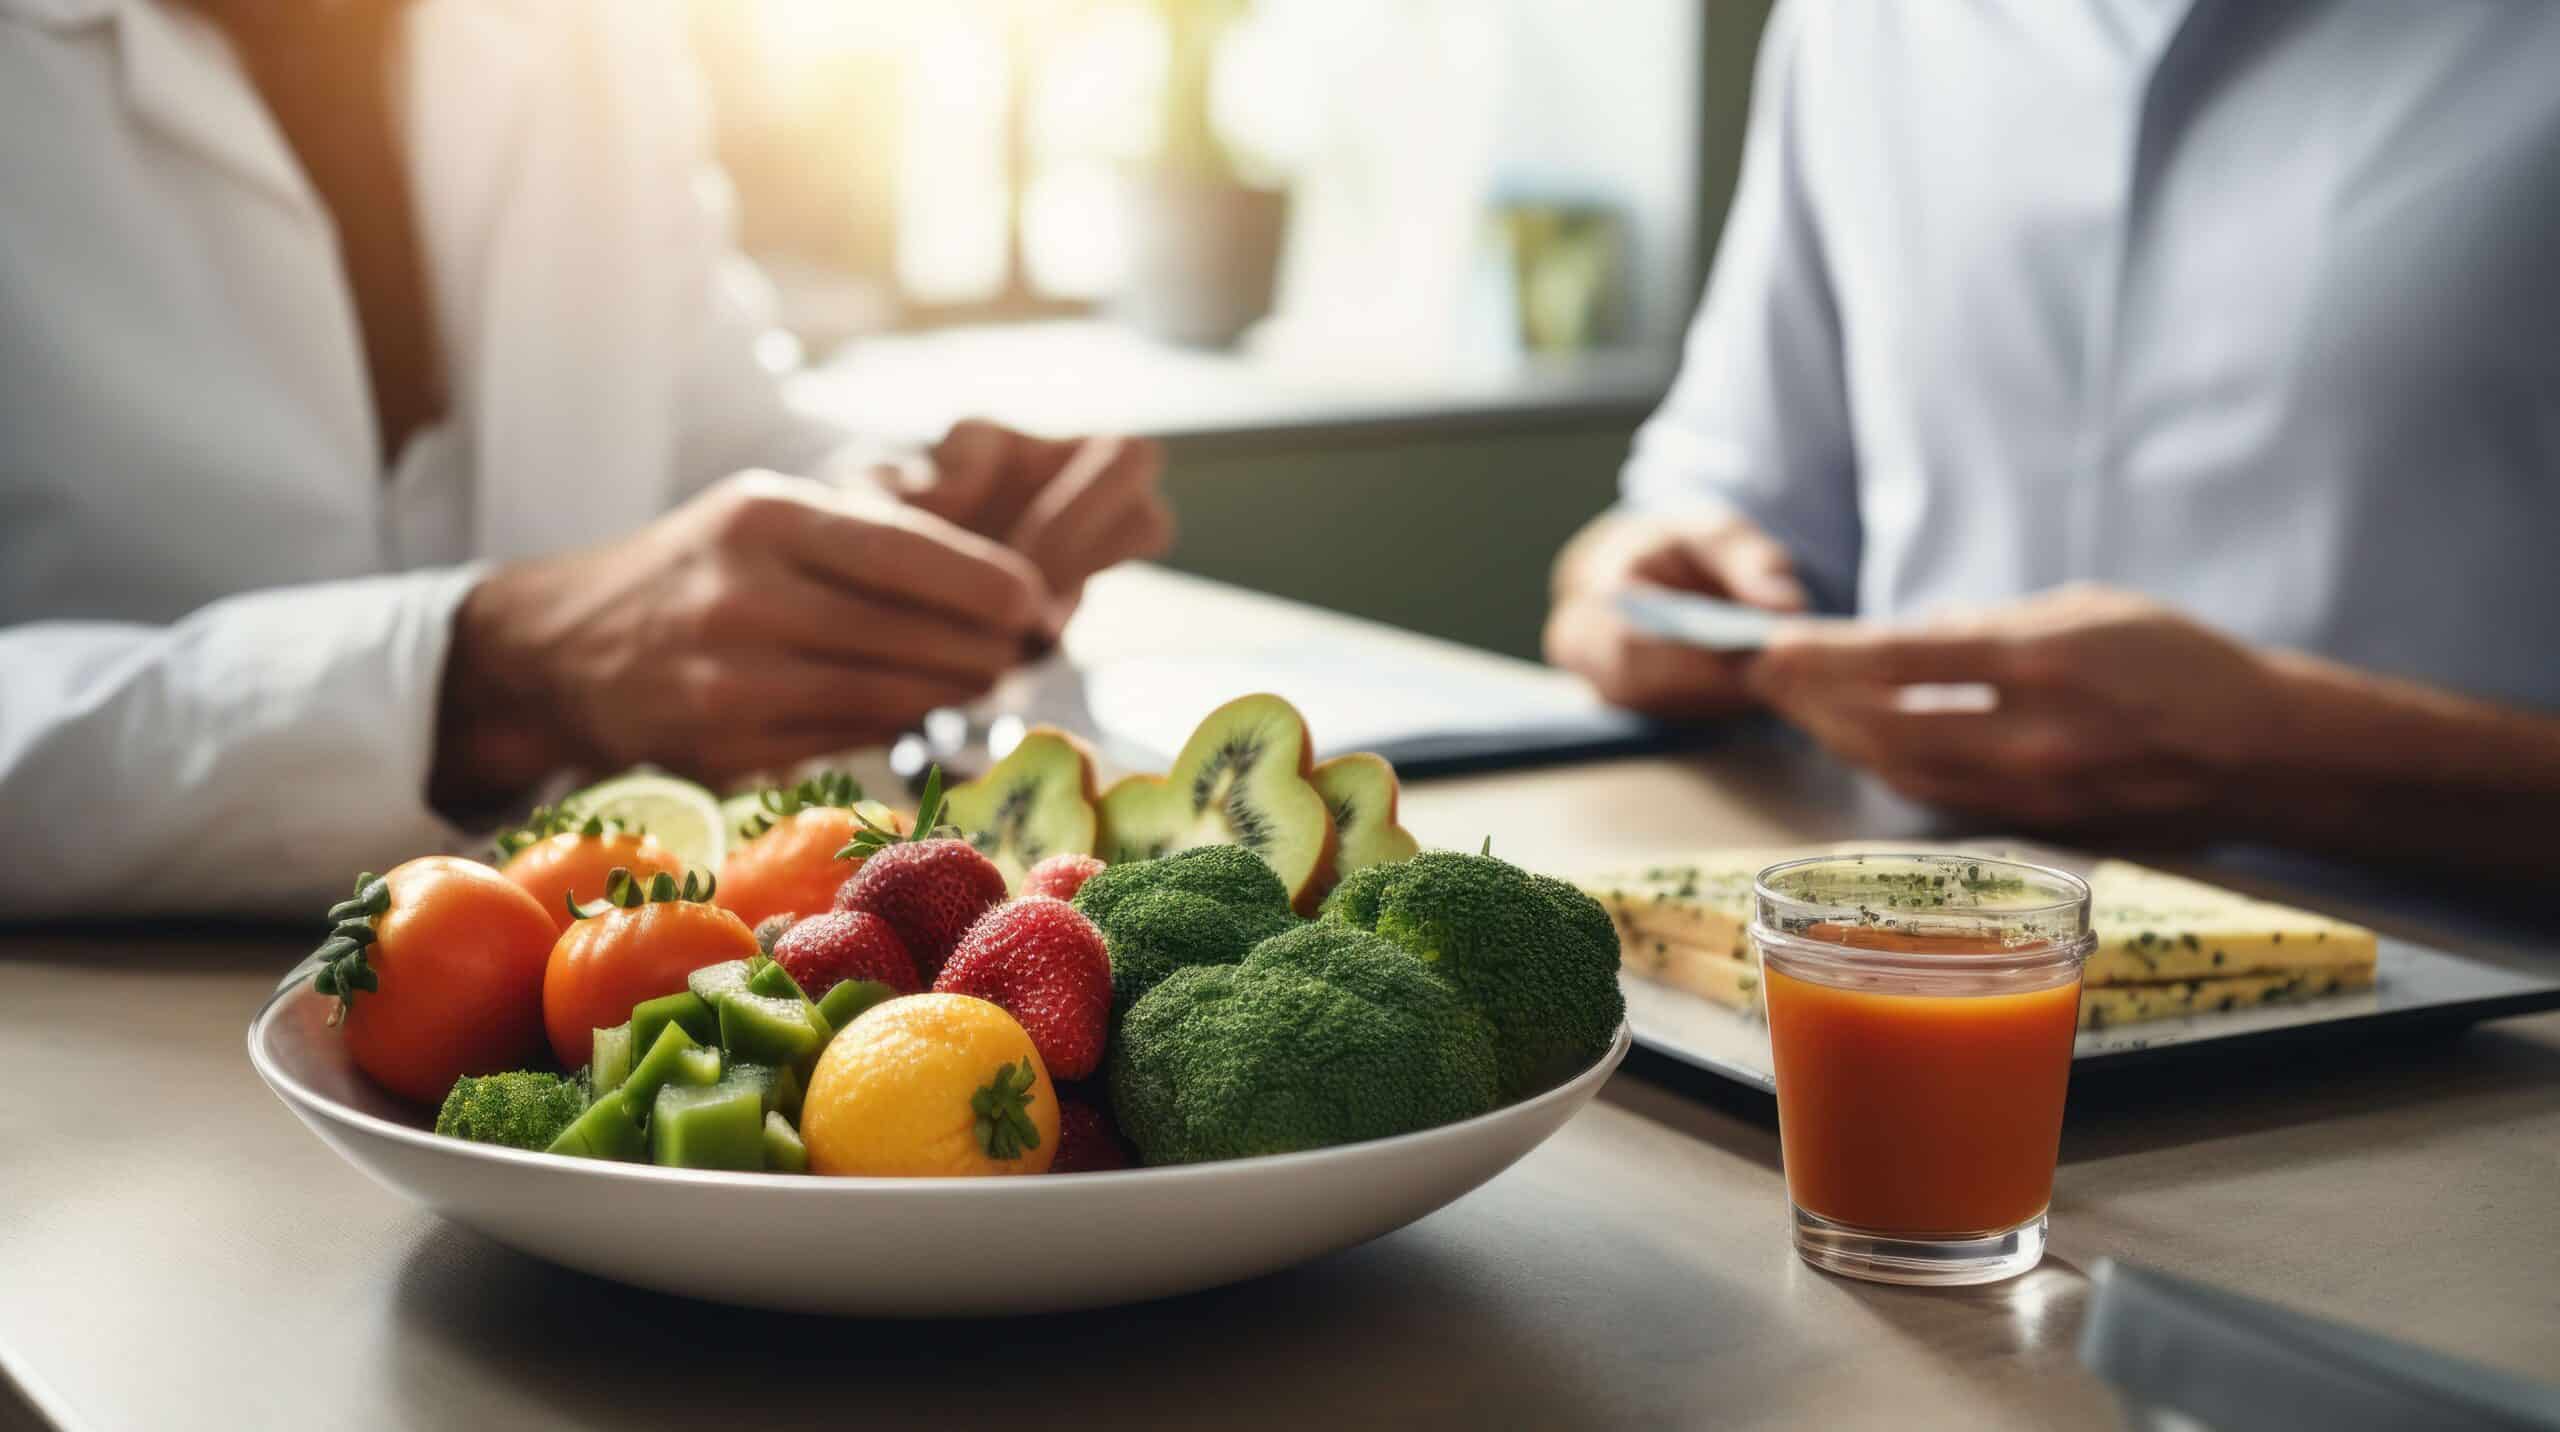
left=248, top=980, right=1632, bottom=1195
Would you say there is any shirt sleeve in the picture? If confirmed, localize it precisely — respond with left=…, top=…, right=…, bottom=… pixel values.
left=1621, top=0, right=1863, bottom=613
left=0, top=567, right=485, bottom=919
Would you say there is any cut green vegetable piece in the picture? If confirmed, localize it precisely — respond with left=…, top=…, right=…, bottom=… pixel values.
left=715, top=1062, right=807, bottom=1122
left=815, top=978, right=895, bottom=1033
left=620, top=1022, right=719, bottom=1117
left=762, top=1111, right=808, bottom=1173
left=724, top=1061, right=773, bottom=1109
left=650, top=1079, right=766, bottom=1170
left=686, top=959, right=755, bottom=1008
left=745, top=959, right=808, bottom=1002
left=719, top=991, right=830, bottom=1067
left=546, top=1092, right=647, bottom=1162
left=589, top=1022, right=635, bottom=1098
left=631, top=990, right=716, bottom=1054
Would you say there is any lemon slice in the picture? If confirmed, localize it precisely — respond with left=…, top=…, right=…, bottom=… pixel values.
left=565, top=771, right=726, bottom=872
left=718, top=791, right=769, bottom=844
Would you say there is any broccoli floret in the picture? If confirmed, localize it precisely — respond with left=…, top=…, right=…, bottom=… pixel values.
left=1318, top=860, right=1398, bottom=929
left=433, top=1071, right=588, bottom=1151
left=1074, top=846, right=1301, bottom=1021
left=1110, top=923, right=1499, bottom=1164
left=1533, top=870, right=1622, bottom=961
left=1322, top=850, right=1623, bottom=1101
left=1074, top=843, right=1293, bottom=927
left=1093, top=888, right=1297, bottom=1021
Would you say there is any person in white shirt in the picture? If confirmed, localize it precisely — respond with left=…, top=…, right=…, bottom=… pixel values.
left=1548, top=0, right=2560, bottom=878
left=0, top=0, right=1169, bottom=915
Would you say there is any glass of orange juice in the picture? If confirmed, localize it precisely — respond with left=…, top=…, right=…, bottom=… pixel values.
left=1755, top=853, right=2093, bottom=1286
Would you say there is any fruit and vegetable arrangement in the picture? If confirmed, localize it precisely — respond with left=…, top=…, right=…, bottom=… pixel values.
left=300, top=693, right=1625, bottom=1177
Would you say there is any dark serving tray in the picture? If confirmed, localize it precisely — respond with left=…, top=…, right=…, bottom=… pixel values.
left=1620, top=842, right=2560, bottom=1096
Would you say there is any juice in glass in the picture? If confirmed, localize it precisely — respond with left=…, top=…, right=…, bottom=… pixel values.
left=1754, top=854, right=2092, bottom=1286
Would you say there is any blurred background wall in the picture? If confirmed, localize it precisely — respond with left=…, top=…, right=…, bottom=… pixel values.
left=1161, top=0, right=1767, bottom=659
left=695, top=0, right=1773, bottom=659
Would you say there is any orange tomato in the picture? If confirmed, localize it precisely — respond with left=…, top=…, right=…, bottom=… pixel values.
left=323, top=857, right=557, bottom=1106
left=717, top=803, right=907, bottom=930
left=500, top=829, right=685, bottom=934
left=543, top=896, right=762, bottom=1068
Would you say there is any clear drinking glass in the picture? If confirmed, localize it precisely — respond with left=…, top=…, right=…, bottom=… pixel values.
left=1753, top=853, right=2094, bottom=1287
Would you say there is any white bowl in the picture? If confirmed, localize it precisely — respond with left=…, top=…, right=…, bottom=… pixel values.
left=249, top=983, right=1629, bottom=1317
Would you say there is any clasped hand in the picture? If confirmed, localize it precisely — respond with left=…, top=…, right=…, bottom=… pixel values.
left=435, top=423, right=1169, bottom=806
left=1549, top=511, right=2282, bottom=831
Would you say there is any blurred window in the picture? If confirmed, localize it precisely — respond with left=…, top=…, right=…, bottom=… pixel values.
left=692, top=0, right=1704, bottom=421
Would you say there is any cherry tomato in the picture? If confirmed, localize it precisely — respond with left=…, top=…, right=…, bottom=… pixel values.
left=500, top=829, right=684, bottom=934
left=314, top=856, right=557, bottom=1106
left=717, top=802, right=906, bottom=930
left=543, top=890, right=762, bottom=1068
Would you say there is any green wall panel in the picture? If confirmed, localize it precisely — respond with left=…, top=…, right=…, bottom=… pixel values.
left=1157, top=419, right=1635, bottom=661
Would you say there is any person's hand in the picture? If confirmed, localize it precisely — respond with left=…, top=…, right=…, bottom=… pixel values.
left=431, top=472, right=1050, bottom=808
left=1747, top=584, right=2281, bottom=829
left=1543, top=507, right=1809, bottom=717
left=885, top=419, right=1173, bottom=638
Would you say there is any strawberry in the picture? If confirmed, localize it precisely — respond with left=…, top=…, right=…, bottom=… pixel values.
left=751, top=913, right=798, bottom=958
left=772, top=910, right=921, bottom=997
left=832, top=768, right=1007, bottom=982
left=1021, top=852, right=1107, bottom=903
left=1050, top=1084, right=1132, bottom=1173
left=935, top=896, right=1111, bottom=1081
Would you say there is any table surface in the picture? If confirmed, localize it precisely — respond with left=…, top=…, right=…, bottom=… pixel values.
left=7, top=569, right=2558, bottom=1432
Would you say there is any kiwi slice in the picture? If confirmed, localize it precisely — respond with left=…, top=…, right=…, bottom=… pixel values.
left=1310, top=753, right=1419, bottom=893
left=1096, top=693, right=1339, bottom=913
left=942, top=728, right=1101, bottom=891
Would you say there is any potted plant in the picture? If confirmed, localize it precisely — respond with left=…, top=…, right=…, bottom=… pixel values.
left=1111, top=0, right=1289, bottom=348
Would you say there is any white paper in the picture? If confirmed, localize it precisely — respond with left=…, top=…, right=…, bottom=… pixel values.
left=1080, top=649, right=1623, bottom=763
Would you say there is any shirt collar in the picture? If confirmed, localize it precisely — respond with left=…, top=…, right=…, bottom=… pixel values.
left=111, top=0, right=321, bottom=215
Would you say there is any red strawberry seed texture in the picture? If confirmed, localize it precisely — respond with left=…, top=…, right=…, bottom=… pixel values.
left=833, top=838, right=1007, bottom=983
left=935, top=896, right=1112, bottom=1082
left=772, top=910, right=922, bottom=998
left=1020, top=852, right=1107, bottom=903
left=751, top=912, right=798, bottom=957
left=1050, top=1086, right=1132, bottom=1173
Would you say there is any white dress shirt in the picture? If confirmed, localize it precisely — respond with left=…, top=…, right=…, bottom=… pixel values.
left=1625, top=0, right=2560, bottom=712
left=0, top=0, right=856, bottom=915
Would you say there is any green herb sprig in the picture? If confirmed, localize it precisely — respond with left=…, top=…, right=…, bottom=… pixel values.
left=567, top=866, right=718, bottom=921
left=834, top=765, right=961, bottom=862
left=492, top=805, right=634, bottom=863
left=309, top=872, right=391, bottom=1027
left=738, top=771, right=866, bottom=840
left=971, top=1057, right=1043, bottom=1160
